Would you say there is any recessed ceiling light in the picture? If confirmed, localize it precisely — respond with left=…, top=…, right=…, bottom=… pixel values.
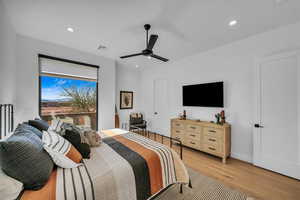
left=275, top=0, right=288, bottom=4
left=229, top=20, right=237, bottom=27
left=67, top=27, right=74, bottom=33
left=148, top=56, right=152, bottom=59
left=135, top=65, right=139, bottom=68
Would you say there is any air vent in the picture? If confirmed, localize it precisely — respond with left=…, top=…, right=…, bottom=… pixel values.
left=97, top=45, right=107, bottom=50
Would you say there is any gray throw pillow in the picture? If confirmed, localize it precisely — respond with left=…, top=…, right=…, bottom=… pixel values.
left=0, top=128, right=54, bottom=190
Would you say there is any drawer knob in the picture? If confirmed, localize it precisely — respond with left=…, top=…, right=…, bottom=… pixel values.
left=190, top=126, right=196, bottom=129
left=208, top=147, right=216, bottom=151
left=176, top=131, right=180, bottom=133
left=209, top=138, right=216, bottom=142
left=190, top=134, right=196, bottom=137
left=190, top=142, right=196, bottom=145
left=209, top=130, right=216, bottom=133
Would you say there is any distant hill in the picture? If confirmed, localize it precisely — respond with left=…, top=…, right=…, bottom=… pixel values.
left=41, top=98, right=72, bottom=102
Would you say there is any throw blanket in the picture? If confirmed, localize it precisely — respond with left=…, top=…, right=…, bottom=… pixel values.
left=20, top=129, right=189, bottom=200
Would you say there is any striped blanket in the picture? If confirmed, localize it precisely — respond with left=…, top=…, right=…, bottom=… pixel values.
left=20, top=129, right=189, bottom=200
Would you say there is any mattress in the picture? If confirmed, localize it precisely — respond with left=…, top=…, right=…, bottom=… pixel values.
left=20, top=129, right=189, bottom=200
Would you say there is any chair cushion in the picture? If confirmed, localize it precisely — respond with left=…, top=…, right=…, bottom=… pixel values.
left=28, top=119, right=49, bottom=132
left=133, top=124, right=147, bottom=129
left=130, top=117, right=143, bottom=124
left=0, top=128, right=54, bottom=190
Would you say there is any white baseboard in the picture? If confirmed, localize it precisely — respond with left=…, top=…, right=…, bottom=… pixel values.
left=231, top=152, right=253, bottom=163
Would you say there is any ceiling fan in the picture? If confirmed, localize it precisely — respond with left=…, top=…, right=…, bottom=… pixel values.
left=120, top=24, right=169, bottom=62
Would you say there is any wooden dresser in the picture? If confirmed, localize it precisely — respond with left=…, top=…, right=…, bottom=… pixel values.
left=171, top=118, right=231, bottom=163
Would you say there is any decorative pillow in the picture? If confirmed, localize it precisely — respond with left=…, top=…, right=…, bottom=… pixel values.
left=52, top=120, right=87, bottom=142
left=64, top=129, right=81, bottom=145
left=62, top=122, right=82, bottom=135
left=16, top=123, right=43, bottom=139
left=83, top=129, right=101, bottom=147
left=77, top=143, right=91, bottom=159
left=28, top=119, right=49, bottom=132
left=0, top=169, right=23, bottom=200
left=42, top=130, right=82, bottom=168
left=49, top=119, right=65, bottom=135
left=63, top=129, right=91, bottom=159
left=0, top=129, right=54, bottom=190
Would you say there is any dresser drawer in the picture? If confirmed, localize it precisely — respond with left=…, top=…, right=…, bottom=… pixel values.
left=203, top=127, right=223, bottom=138
left=186, top=124, right=202, bottom=133
left=184, top=138, right=201, bottom=150
left=172, top=121, right=185, bottom=129
left=203, top=135, right=221, bottom=145
left=186, top=131, right=201, bottom=141
left=172, top=129, right=184, bottom=135
left=203, top=143, right=222, bottom=155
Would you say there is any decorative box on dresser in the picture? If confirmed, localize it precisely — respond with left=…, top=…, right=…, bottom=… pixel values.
left=171, top=118, right=231, bottom=163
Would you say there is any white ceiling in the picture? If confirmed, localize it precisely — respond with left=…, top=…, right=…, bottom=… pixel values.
left=3, top=0, right=300, bottom=68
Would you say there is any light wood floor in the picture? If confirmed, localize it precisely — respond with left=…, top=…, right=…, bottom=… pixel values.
left=146, top=133, right=300, bottom=200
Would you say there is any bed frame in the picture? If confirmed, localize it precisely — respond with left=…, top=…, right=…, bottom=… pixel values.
left=0, top=104, right=14, bottom=139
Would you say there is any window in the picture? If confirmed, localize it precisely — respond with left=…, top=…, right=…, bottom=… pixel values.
left=39, top=55, right=99, bottom=130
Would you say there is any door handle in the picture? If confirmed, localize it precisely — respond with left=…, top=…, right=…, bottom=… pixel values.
left=254, top=124, right=264, bottom=128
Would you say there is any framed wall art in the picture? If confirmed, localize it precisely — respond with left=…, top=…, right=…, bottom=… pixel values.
left=120, top=91, right=133, bottom=109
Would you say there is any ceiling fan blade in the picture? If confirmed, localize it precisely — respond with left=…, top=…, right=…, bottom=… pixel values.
left=147, top=34, right=158, bottom=50
left=151, top=54, right=169, bottom=62
left=120, top=53, right=143, bottom=59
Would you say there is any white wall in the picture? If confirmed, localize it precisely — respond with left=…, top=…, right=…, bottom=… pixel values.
left=15, top=35, right=116, bottom=130
left=116, top=63, right=140, bottom=128
left=0, top=1, right=16, bottom=104
left=139, top=22, right=300, bottom=163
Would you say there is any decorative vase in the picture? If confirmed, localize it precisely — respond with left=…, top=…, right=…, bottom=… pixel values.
left=183, top=110, right=187, bottom=120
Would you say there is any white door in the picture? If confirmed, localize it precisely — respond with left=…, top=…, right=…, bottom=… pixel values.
left=254, top=52, right=300, bottom=179
left=153, top=79, right=169, bottom=136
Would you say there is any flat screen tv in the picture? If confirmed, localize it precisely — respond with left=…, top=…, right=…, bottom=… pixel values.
left=182, top=82, right=224, bottom=107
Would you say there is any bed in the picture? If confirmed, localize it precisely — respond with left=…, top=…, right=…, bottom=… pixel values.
left=19, top=129, right=190, bottom=200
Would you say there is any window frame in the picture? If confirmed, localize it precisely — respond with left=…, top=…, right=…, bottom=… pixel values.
left=38, top=54, right=100, bottom=131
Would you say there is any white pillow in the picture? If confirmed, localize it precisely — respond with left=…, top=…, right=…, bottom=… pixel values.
left=0, top=169, right=23, bottom=200
left=42, top=130, right=82, bottom=168
left=48, top=119, right=64, bottom=133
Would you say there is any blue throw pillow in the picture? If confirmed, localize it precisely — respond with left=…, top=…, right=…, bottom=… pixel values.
left=16, top=123, right=43, bottom=139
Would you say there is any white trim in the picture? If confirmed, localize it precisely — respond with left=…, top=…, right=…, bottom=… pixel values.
left=255, top=157, right=300, bottom=180
left=231, top=152, right=253, bottom=163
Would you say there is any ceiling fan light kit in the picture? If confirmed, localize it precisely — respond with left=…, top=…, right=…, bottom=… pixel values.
left=120, top=24, right=169, bottom=62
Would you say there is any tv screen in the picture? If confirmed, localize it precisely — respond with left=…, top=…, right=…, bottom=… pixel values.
left=182, top=82, right=224, bottom=107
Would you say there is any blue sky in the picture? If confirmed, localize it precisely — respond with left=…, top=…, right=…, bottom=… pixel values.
left=41, top=76, right=96, bottom=100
